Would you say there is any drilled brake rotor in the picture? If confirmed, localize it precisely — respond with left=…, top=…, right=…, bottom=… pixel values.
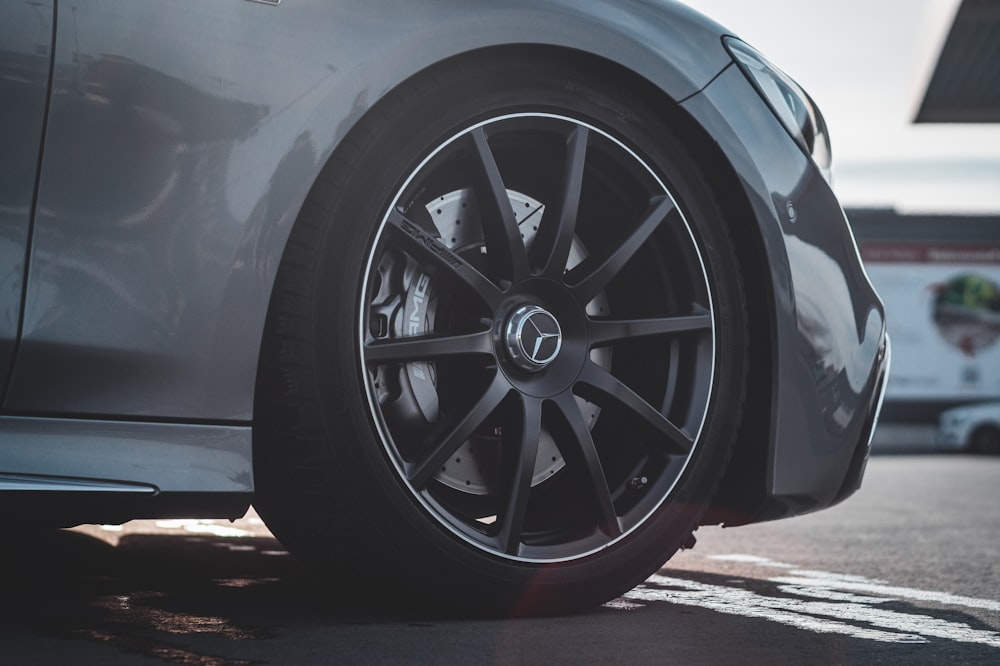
left=373, top=188, right=609, bottom=495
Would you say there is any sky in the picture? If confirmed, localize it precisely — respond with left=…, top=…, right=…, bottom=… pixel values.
left=683, top=0, right=1000, bottom=214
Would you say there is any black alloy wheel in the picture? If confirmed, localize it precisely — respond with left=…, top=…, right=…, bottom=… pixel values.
left=362, top=112, right=717, bottom=562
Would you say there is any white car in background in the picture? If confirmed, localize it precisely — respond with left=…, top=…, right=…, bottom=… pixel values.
left=938, top=403, right=1000, bottom=454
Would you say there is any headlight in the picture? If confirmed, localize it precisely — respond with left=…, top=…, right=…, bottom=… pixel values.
left=724, top=37, right=832, bottom=182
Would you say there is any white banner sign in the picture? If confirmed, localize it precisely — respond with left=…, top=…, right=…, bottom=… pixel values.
left=861, top=243, right=1000, bottom=400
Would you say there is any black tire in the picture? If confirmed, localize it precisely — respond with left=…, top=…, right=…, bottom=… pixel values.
left=969, top=426, right=1000, bottom=455
left=254, top=52, right=748, bottom=615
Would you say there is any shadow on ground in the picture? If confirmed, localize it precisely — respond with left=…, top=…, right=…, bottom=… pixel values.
left=0, top=528, right=455, bottom=665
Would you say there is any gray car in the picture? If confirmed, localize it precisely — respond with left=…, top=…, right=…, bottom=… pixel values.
left=0, top=0, right=889, bottom=614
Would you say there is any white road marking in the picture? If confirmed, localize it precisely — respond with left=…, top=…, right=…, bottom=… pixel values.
left=624, top=575, right=926, bottom=644
left=610, top=554, right=1000, bottom=648
left=709, top=553, right=795, bottom=568
left=770, top=574, right=1000, bottom=613
left=710, top=554, right=1000, bottom=613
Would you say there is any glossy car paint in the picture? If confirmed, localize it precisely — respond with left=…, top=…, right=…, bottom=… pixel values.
left=0, top=0, right=887, bottom=526
left=4, top=0, right=731, bottom=420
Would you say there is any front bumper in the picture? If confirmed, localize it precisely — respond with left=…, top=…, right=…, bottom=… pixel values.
left=682, top=63, right=890, bottom=524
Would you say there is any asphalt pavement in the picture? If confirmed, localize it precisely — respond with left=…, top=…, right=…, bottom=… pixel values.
left=1, top=453, right=997, bottom=665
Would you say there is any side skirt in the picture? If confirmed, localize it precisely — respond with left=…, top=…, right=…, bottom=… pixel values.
left=0, top=416, right=252, bottom=526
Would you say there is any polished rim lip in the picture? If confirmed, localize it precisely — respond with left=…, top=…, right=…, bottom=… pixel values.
left=358, top=112, right=717, bottom=563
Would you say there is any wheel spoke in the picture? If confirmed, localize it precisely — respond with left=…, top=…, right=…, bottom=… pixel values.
left=385, top=209, right=503, bottom=308
left=468, top=127, right=530, bottom=284
left=576, top=361, right=693, bottom=455
left=552, top=393, right=621, bottom=538
left=497, top=395, right=543, bottom=555
left=365, top=329, right=495, bottom=364
left=536, top=126, right=588, bottom=277
left=567, top=196, right=677, bottom=304
left=406, top=373, right=512, bottom=489
left=588, top=304, right=711, bottom=347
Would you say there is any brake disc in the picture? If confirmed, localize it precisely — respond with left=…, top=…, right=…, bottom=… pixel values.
left=374, top=188, right=609, bottom=495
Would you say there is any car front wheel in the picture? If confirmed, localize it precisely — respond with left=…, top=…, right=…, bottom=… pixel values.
left=254, top=52, right=748, bottom=615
